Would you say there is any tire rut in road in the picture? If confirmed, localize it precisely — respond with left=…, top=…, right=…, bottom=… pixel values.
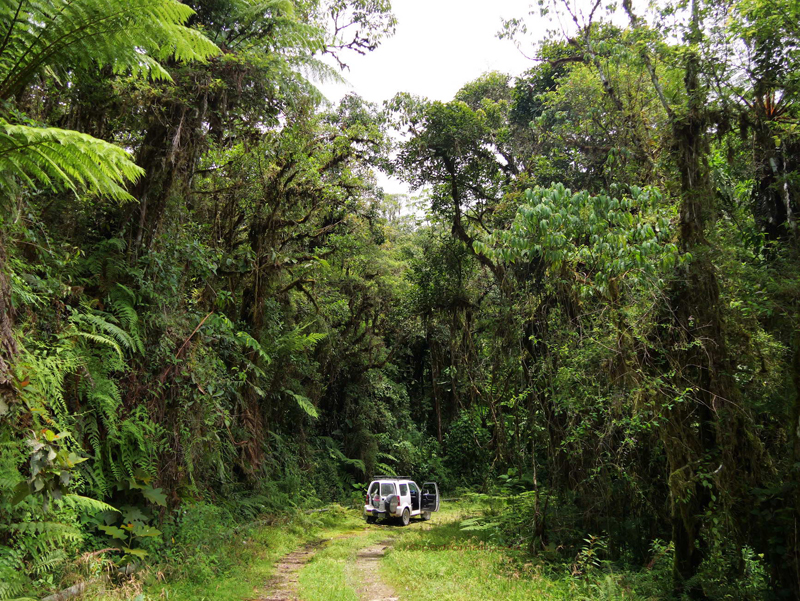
left=255, top=539, right=325, bottom=601
left=352, top=538, right=398, bottom=601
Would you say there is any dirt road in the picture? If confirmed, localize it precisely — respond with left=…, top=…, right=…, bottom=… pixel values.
left=257, top=528, right=400, bottom=601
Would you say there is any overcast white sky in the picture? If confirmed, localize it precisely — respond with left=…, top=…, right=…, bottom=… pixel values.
left=319, top=0, right=549, bottom=194
left=322, top=0, right=543, bottom=104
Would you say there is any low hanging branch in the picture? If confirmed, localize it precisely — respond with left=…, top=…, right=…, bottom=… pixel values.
left=158, top=312, right=214, bottom=384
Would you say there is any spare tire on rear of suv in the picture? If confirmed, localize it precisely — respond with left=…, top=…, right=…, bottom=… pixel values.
left=385, top=494, right=399, bottom=515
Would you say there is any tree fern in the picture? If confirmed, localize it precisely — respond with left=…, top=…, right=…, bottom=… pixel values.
left=0, top=122, right=144, bottom=202
left=0, top=0, right=220, bottom=100
left=0, top=0, right=219, bottom=201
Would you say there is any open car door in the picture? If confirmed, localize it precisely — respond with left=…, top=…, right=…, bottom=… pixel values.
left=421, top=482, right=440, bottom=512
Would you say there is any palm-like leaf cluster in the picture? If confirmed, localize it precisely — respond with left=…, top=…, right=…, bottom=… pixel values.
left=0, top=0, right=219, bottom=99
left=0, top=0, right=219, bottom=200
left=0, top=121, right=145, bottom=200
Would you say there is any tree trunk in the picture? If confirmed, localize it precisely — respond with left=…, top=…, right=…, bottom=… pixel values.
left=661, top=2, right=725, bottom=595
left=0, top=243, right=19, bottom=400
left=429, top=336, right=443, bottom=444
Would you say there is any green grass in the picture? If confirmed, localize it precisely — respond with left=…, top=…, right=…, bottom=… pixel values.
left=297, top=529, right=389, bottom=601
left=145, top=521, right=306, bottom=601
left=78, top=501, right=653, bottom=601
left=380, top=501, right=644, bottom=601
left=135, top=506, right=366, bottom=601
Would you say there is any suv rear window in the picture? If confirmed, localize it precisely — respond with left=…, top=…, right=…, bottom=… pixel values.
left=380, top=482, right=395, bottom=496
left=399, top=483, right=408, bottom=495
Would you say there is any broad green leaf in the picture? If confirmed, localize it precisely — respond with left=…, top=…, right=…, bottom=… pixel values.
left=141, top=485, right=167, bottom=507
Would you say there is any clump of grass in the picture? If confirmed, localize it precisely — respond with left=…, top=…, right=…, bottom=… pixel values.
left=380, top=509, right=646, bottom=601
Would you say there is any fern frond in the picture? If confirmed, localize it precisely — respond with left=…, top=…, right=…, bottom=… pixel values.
left=0, top=122, right=143, bottom=202
left=0, top=0, right=220, bottom=202
left=236, top=331, right=271, bottom=364
left=79, top=311, right=135, bottom=353
left=29, top=548, right=67, bottom=576
left=0, top=0, right=220, bottom=100
left=9, top=521, right=82, bottom=543
left=0, top=473, right=20, bottom=490
left=69, top=332, right=123, bottom=360
left=282, top=388, right=318, bottom=418
left=109, top=285, right=143, bottom=353
left=86, top=381, right=122, bottom=436
left=375, top=462, right=397, bottom=476
left=63, top=494, right=119, bottom=514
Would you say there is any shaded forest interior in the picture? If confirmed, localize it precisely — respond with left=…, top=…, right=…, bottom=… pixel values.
left=1, top=0, right=799, bottom=599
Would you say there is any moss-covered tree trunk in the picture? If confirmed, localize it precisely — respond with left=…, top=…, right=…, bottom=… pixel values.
left=0, top=243, right=18, bottom=399
left=661, top=1, right=727, bottom=595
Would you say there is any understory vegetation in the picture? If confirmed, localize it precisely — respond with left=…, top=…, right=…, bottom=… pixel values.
left=1, top=0, right=799, bottom=599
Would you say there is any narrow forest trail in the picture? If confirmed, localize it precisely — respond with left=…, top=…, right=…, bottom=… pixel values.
left=352, top=539, right=399, bottom=601
left=254, top=526, right=401, bottom=601
left=255, top=505, right=629, bottom=601
left=256, top=539, right=325, bottom=601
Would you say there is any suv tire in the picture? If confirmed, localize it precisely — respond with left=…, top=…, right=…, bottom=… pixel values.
left=421, top=511, right=431, bottom=521
left=400, top=507, right=410, bottom=526
left=366, top=515, right=377, bottom=524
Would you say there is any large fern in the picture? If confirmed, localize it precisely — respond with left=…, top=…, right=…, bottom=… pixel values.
left=0, top=546, right=28, bottom=600
left=72, top=309, right=137, bottom=357
left=0, top=122, right=144, bottom=202
left=0, top=0, right=220, bottom=100
left=0, top=0, right=219, bottom=200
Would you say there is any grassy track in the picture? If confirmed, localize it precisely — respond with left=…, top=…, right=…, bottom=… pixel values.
left=297, top=529, right=391, bottom=601
left=137, top=508, right=368, bottom=601
left=88, top=503, right=649, bottom=600
left=295, top=502, right=584, bottom=601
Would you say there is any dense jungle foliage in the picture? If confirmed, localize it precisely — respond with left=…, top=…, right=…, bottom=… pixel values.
left=1, top=0, right=799, bottom=598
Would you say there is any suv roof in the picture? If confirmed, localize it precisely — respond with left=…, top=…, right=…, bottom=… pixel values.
left=372, top=475, right=412, bottom=480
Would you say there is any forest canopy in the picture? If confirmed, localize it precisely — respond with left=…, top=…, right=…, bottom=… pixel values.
left=0, top=0, right=799, bottom=599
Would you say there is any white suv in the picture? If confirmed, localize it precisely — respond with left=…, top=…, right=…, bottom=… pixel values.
left=363, top=476, right=440, bottom=526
